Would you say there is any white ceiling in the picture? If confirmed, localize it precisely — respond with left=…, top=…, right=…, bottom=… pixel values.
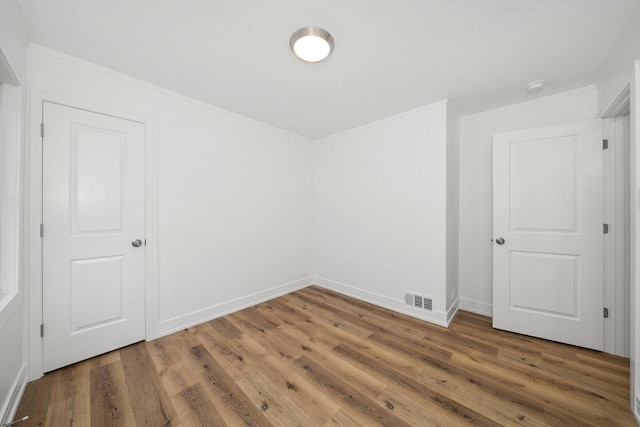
left=15, top=0, right=640, bottom=139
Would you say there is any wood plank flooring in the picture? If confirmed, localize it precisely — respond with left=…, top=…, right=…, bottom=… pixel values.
left=14, top=286, right=637, bottom=426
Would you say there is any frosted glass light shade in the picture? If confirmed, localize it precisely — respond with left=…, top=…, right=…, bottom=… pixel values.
left=290, top=27, right=334, bottom=63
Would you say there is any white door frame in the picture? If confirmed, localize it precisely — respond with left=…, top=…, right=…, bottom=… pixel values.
left=26, top=90, right=158, bottom=380
left=603, top=115, right=631, bottom=357
left=632, top=59, right=640, bottom=423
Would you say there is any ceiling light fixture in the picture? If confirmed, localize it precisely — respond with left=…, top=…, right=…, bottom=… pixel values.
left=525, top=80, right=545, bottom=93
left=290, top=26, right=334, bottom=63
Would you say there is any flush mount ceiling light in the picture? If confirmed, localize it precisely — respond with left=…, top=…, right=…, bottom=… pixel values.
left=290, top=26, right=334, bottom=63
left=525, top=80, right=545, bottom=93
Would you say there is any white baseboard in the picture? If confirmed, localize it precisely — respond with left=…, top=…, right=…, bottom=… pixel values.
left=0, top=363, right=26, bottom=426
left=459, top=298, right=493, bottom=317
left=156, top=277, right=484, bottom=338
left=157, top=277, right=314, bottom=337
left=447, top=298, right=460, bottom=324
left=313, top=276, right=450, bottom=327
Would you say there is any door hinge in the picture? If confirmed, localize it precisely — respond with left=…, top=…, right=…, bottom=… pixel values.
left=603, top=223, right=609, bottom=234
left=603, top=139, right=609, bottom=150
left=41, top=123, right=44, bottom=138
left=40, top=224, right=44, bottom=238
left=40, top=324, right=44, bottom=337
left=604, top=308, right=609, bottom=318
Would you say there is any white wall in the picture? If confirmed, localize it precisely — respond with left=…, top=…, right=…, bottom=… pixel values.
left=314, top=100, right=455, bottom=325
left=0, top=1, right=27, bottom=423
left=0, top=0, right=28, bottom=85
left=597, top=6, right=640, bottom=115
left=26, top=46, right=314, bottom=347
left=0, top=301, right=25, bottom=424
left=458, top=86, right=599, bottom=315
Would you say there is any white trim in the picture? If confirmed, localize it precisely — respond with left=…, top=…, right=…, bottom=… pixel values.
left=0, top=30, right=23, bottom=86
left=314, top=276, right=451, bottom=327
left=603, top=116, right=631, bottom=357
left=600, top=77, right=632, bottom=119
left=631, top=58, right=640, bottom=417
left=157, top=277, right=314, bottom=337
left=26, top=90, right=157, bottom=380
left=459, top=298, right=493, bottom=317
left=315, top=99, right=448, bottom=142
left=447, top=298, right=460, bottom=324
left=460, top=86, right=597, bottom=122
left=604, top=117, right=614, bottom=355
left=28, top=44, right=306, bottom=141
left=0, top=363, right=26, bottom=426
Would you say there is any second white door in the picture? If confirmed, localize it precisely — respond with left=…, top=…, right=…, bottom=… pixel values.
left=43, top=102, right=146, bottom=372
left=493, top=119, right=604, bottom=350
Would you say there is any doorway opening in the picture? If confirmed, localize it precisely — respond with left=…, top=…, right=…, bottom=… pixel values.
left=602, top=84, right=631, bottom=357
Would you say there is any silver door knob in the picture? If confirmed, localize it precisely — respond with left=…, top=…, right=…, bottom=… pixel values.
left=132, top=239, right=143, bottom=247
left=495, top=237, right=505, bottom=245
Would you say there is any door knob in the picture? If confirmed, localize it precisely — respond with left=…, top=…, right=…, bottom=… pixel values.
left=131, top=239, right=143, bottom=247
left=495, top=237, right=505, bottom=245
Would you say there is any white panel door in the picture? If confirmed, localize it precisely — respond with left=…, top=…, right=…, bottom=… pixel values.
left=43, top=102, right=146, bottom=372
left=493, top=120, right=604, bottom=350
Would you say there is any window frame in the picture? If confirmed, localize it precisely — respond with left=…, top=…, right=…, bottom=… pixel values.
left=0, top=82, right=24, bottom=321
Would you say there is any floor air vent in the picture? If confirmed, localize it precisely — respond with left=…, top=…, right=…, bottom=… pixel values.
left=404, top=292, right=433, bottom=311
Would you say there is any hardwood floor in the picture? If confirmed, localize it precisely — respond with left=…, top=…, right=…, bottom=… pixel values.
left=14, top=286, right=637, bottom=426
